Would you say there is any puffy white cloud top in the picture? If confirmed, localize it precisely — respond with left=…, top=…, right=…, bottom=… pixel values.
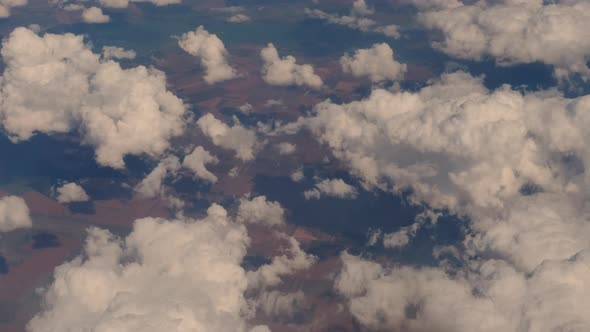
left=296, top=69, right=590, bottom=331
left=303, top=178, right=358, bottom=200
left=182, top=146, right=219, bottom=183
left=414, top=0, right=590, bottom=79
left=98, top=0, right=180, bottom=9
left=56, top=182, right=90, bottom=203
left=260, top=44, right=323, bottom=89
left=237, top=196, right=285, bottom=226
left=0, top=28, right=186, bottom=169
left=81, top=6, right=110, bottom=23
left=135, top=156, right=180, bottom=198
left=0, top=195, right=32, bottom=232
left=197, top=113, right=259, bottom=161
left=340, top=43, right=407, bottom=82
left=0, top=0, right=26, bottom=17
left=102, top=46, right=136, bottom=60
left=178, top=26, right=238, bottom=84
left=27, top=204, right=272, bottom=332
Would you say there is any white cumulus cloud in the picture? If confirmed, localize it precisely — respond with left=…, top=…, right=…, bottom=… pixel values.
left=56, top=182, right=90, bottom=203
left=27, top=204, right=271, bottom=332
left=81, top=6, right=110, bottom=23
left=197, top=113, right=259, bottom=161
left=340, top=43, right=407, bottom=82
left=182, top=146, right=219, bottom=183
left=260, top=43, right=323, bottom=89
left=0, top=28, right=186, bottom=169
left=102, top=46, right=136, bottom=60
left=178, top=26, right=238, bottom=84
left=303, top=178, right=358, bottom=200
left=414, top=0, right=590, bottom=80
left=0, top=195, right=32, bottom=232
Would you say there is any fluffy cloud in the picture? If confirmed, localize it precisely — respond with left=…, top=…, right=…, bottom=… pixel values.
left=0, top=28, right=186, bottom=169
left=247, top=235, right=315, bottom=289
left=276, top=142, right=296, bottom=155
left=336, top=245, right=590, bottom=332
left=0, top=0, right=26, bottom=17
left=260, top=44, right=323, bottom=89
left=56, top=182, right=90, bottom=203
left=304, top=4, right=400, bottom=39
left=340, top=43, right=407, bottom=82
left=0, top=196, right=32, bottom=232
left=290, top=168, right=304, bottom=182
left=237, top=196, right=285, bottom=226
left=98, top=0, right=180, bottom=9
left=414, top=0, right=590, bottom=79
left=81, top=6, right=110, bottom=23
left=182, top=146, right=219, bottom=183
left=255, top=290, right=305, bottom=320
left=27, top=204, right=271, bottom=332
left=303, top=178, right=358, bottom=200
left=102, top=46, right=136, bottom=60
left=197, top=113, right=259, bottom=161
left=178, top=26, right=238, bottom=84
left=135, top=156, right=180, bottom=199
left=303, top=71, right=588, bottom=210
left=296, top=69, right=590, bottom=331
left=227, top=14, right=251, bottom=23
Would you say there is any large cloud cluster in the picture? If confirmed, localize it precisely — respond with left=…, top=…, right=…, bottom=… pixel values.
left=29, top=197, right=312, bottom=331
left=178, top=26, right=238, bottom=84
left=260, top=44, right=323, bottom=89
left=28, top=204, right=267, bottom=332
left=0, top=28, right=186, bottom=169
left=413, top=0, right=590, bottom=79
left=297, top=70, right=590, bottom=331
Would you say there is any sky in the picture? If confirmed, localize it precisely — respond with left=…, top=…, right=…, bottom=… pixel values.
left=1, top=0, right=590, bottom=331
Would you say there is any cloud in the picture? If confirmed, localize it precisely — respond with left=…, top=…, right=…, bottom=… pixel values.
left=276, top=142, right=296, bottom=155
left=178, top=26, right=238, bottom=84
left=352, top=0, right=374, bottom=16
left=81, top=6, right=110, bottom=23
left=304, top=6, right=400, bottom=39
left=56, top=182, right=90, bottom=203
left=197, top=113, right=259, bottom=161
left=414, top=0, right=590, bottom=79
left=27, top=204, right=271, bottom=332
left=102, top=46, right=136, bottom=60
left=255, top=290, right=305, bottom=320
left=340, top=43, right=407, bottom=82
left=303, top=71, right=588, bottom=210
left=237, top=196, right=285, bottom=227
left=0, top=0, right=26, bottom=17
left=303, top=178, right=358, bottom=200
left=290, top=168, right=304, bottom=182
left=135, top=156, right=180, bottom=198
left=0, top=196, right=32, bottom=232
left=296, top=69, right=590, bottom=331
left=227, top=14, right=251, bottom=23
left=98, top=0, right=180, bottom=9
left=182, top=146, right=219, bottom=183
left=0, top=28, right=186, bottom=169
left=247, top=235, right=316, bottom=289
left=260, top=44, right=323, bottom=89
